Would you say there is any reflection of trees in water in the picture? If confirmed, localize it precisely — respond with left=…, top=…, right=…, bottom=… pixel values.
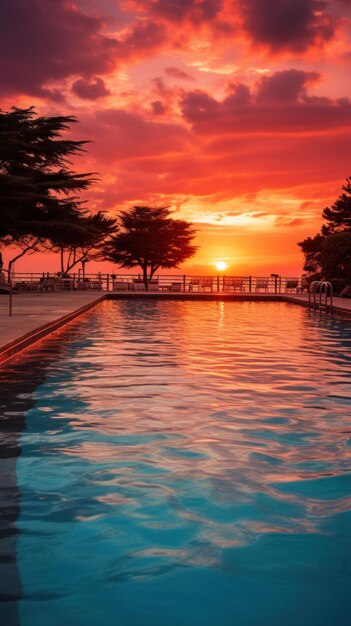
left=0, top=324, right=83, bottom=625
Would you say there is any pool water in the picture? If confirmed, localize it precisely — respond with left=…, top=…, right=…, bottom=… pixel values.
left=0, top=300, right=351, bottom=626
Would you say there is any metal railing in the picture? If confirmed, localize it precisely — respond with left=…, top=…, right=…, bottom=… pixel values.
left=8, top=272, right=302, bottom=294
left=308, top=280, right=334, bottom=315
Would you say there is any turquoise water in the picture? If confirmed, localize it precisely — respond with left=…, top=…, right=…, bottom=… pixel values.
left=0, top=300, right=351, bottom=625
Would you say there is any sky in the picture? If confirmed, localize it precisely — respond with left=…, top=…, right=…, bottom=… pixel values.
left=1, top=0, right=351, bottom=276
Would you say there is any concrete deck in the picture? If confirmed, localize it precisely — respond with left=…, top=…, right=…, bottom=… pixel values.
left=284, top=292, right=351, bottom=316
left=0, top=292, right=104, bottom=365
left=0, top=290, right=350, bottom=365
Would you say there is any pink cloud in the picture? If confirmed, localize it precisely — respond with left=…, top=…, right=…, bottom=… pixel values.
left=85, top=108, right=190, bottom=162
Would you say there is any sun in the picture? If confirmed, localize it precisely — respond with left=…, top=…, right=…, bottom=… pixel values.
left=214, top=261, right=228, bottom=272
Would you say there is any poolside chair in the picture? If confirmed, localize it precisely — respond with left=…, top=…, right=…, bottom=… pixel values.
left=0, top=271, right=9, bottom=294
left=189, top=277, right=213, bottom=292
left=285, top=280, right=299, bottom=293
left=77, top=279, right=92, bottom=290
left=133, top=280, right=147, bottom=291
left=255, top=279, right=269, bottom=292
left=58, top=277, right=74, bottom=290
left=15, top=280, right=40, bottom=291
left=40, top=277, right=60, bottom=291
left=170, top=282, right=182, bottom=292
left=113, top=281, right=129, bottom=291
left=223, top=277, right=245, bottom=293
left=148, top=280, right=159, bottom=292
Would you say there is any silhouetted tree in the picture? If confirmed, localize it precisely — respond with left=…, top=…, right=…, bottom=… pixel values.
left=50, top=211, right=117, bottom=274
left=298, top=233, right=325, bottom=279
left=321, top=176, right=351, bottom=235
left=102, top=205, right=197, bottom=288
left=320, top=232, right=351, bottom=280
left=0, top=106, right=95, bottom=273
left=298, top=177, right=351, bottom=283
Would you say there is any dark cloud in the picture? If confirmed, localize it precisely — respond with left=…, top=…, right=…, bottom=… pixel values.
left=0, top=0, right=119, bottom=96
left=181, top=70, right=351, bottom=133
left=0, top=1, right=167, bottom=98
left=150, top=100, right=167, bottom=114
left=120, top=20, right=166, bottom=57
left=256, top=69, right=319, bottom=102
left=181, top=91, right=220, bottom=123
left=165, top=67, right=196, bottom=81
left=224, top=83, right=251, bottom=106
left=241, top=0, right=335, bottom=52
left=72, top=77, right=111, bottom=99
left=147, top=0, right=222, bottom=23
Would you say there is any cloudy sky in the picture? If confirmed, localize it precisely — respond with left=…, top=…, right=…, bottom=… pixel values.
left=1, top=0, right=351, bottom=274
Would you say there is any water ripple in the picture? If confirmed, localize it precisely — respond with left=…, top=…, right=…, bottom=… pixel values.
left=1, top=300, right=350, bottom=625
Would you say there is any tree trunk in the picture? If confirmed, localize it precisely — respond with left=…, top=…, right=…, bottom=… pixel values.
left=142, top=265, right=149, bottom=290
left=149, top=265, right=159, bottom=280
left=65, top=251, right=73, bottom=274
left=7, top=245, right=38, bottom=280
left=60, top=247, right=64, bottom=273
left=65, top=250, right=89, bottom=274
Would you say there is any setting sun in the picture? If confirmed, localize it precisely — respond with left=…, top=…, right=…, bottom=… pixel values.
left=214, top=261, right=228, bottom=272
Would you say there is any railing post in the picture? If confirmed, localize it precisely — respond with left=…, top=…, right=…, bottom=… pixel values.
left=2, top=269, right=13, bottom=316
left=107, top=274, right=110, bottom=292
left=217, top=275, right=220, bottom=292
left=249, top=276, right=252, bottom=293
left=183, top=274, right=186, bottom=292
left=319, top=282, right=323, bottom=314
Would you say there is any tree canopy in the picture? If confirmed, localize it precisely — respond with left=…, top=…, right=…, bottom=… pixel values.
left=321, top=177, right=351, bottom=235
left=102, top=205, right=197, bottom=288
left=0, top=106, right=110, bottom=273
left=50, top=211, right=116, bottom=274
left=298, top=177, right=351, bottom=284
left=320, top=232, right=351, bottom=281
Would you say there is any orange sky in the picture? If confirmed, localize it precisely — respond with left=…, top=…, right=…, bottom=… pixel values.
left=1, top=0, right=351, bottom=276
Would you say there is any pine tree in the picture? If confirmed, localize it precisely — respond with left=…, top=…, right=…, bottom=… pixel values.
left=103, top=206, right=197, bottom=288
left=0, top=106, right=95, bottom=271
left=321, top=176, right=351, bottom=235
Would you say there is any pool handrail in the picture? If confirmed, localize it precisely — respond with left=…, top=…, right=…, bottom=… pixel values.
left=309, top=280, right=333, bottom=315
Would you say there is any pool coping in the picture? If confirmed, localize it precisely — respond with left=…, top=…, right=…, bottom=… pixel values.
left=106, top=292, right=351, bottom=316
left=1, top=291, right=350, bottom=366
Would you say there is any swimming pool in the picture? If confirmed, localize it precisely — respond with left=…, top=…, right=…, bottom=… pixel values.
left=0, top=300, right=350, bottom=626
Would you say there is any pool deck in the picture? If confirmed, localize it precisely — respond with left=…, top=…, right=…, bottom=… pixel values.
left=0, top=292, right=104, bottom=365
left=0, top=290, right=350, bottom=365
